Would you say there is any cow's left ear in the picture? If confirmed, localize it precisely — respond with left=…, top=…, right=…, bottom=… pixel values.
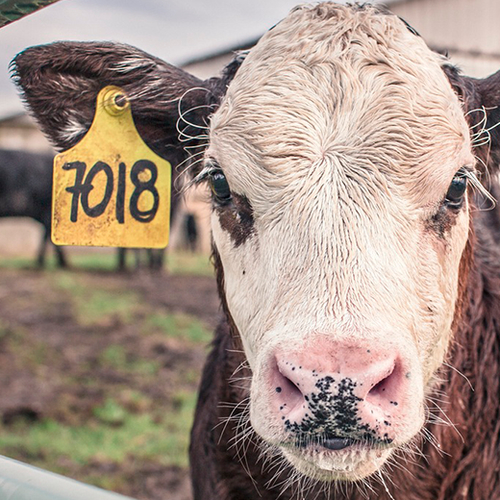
left=443, top=64, right=500, bottom=176
left=11, top=41, right=244, bottom=176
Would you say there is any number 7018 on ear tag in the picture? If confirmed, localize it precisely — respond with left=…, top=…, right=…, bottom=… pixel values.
left=52, top=86, right=171, bottom=248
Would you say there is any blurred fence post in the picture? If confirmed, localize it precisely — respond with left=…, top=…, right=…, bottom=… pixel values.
left=0, top=455, right=136, bottom=500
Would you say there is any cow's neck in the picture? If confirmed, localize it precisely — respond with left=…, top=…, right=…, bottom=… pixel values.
left=190, top=230, right=500, bottom=499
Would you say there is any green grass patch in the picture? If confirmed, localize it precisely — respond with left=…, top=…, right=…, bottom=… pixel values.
left=81, top=289, right=137, bottom=325
left=0, top=256, right=42, bottom=269
left=93, top=398, right=128, bottom=426
left=0, top=322, right=58, bottom=370
left=70, top=251, right=118, bottom=271
left=0, top=250, right=213, bottom=276
left=99, top=345, right=160, bottom=376
left=52, top=273, right=139, bottom=325
left=0, top=391, right=196, bottom=476
left=0, top=319, right=15, bottom=342
left=168, top=252, right=213, bottom=277
left=71, top=250, right=214, bottom=276
left=148, top=312, right=212, bottom=344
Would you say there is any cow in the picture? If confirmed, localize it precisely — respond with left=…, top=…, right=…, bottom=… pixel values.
left=10, top=3, right=500, bottom=499
left=116, top=248, right=165, bottom=272
left=0, top=148, right=67, bottom=267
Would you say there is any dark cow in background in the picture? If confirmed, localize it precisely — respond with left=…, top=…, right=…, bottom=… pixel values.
left=0, top=149, right=171, bottom=271
left=11, top=3, right=500, bottom=499
left=116, top=247, right=165, bottom=272
left=0, top=148, right=66, bottom=267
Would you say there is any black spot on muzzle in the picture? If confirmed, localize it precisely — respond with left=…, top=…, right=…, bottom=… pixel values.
left=285, top=376, right=393, bottom=448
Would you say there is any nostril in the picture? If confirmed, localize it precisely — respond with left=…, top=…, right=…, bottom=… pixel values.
left=366, top=360, right=401, bottom=407
left=369, top=372, right=393, bottom=397
left=277, top=372, right=304, bottom=408
left=272, top=361, right=306, bottom=414
left=278, top=375, right=301, bottom=396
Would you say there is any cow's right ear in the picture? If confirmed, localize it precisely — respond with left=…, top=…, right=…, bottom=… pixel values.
left=443, top=64, right=500, bottom=178
left=11, top=41, right=239, bottom=174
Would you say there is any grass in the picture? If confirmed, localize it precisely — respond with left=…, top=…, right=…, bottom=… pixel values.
left=167, top=252, right=213, bottom=277
left=99, top=345, right=161, bottom=376
left=0, top=250, right=214, bottom=276
left=0, top=320, right=58, bottom=371
left=0, top=391, right=196, bottom=475
left=70, top=251, right=118, bottom=271
left=0, top=259, right=213, bottom=497
left=77, top=288, right=138, bottom=325
left=148, top=312, right=212, bottom=344
left=0, top=256, right=37, bottom=269
left=52, top=272, right=140, bottom=325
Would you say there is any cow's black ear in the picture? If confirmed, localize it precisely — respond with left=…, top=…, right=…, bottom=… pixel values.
left=443, top=64, right=500, bottom=176
left=11, top=42, right=207, bottom=164
left=11, top=41, right=244, bottom=177
left=204, top=52, right=248, bottom=109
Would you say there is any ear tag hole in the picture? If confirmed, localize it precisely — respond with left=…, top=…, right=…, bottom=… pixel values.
left=103, top=88, right=130, bottom=116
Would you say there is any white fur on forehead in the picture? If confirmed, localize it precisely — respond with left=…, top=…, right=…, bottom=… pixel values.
left=210, top=3, right=471, bottom=207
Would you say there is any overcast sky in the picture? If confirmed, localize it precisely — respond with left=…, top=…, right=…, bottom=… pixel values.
left=0, top=0, right=367, bottom=117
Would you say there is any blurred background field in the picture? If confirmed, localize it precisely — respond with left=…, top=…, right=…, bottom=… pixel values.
left=0, top=249, right=220, bottom=500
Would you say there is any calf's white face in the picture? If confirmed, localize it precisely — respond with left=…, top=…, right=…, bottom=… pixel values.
left=202, top=4, right=474, bottom=481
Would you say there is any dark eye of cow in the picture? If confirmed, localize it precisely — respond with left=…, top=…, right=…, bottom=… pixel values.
left=444, top=170, right=468, bottom=209
left=209, top=170, right=232, bottom=205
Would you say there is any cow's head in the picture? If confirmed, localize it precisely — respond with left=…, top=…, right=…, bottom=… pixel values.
left=12, top=2, right=500, bottom=484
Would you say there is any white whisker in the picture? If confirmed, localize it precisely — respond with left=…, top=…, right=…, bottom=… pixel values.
left=442, top=361, right=474, bottom=391
left=376, top=469, right=396, bottom=500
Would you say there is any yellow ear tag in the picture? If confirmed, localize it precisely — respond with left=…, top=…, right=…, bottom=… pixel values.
left=52, top=85, right=171, bottom=248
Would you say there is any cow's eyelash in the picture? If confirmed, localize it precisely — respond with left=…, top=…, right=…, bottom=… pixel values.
left=193, top=162, right=233, bottom=205
left=194, top=167, right=218, bottom=184
left=193, top=161, right=223, bottom=185
left=459, top=167, right=495, bottom=206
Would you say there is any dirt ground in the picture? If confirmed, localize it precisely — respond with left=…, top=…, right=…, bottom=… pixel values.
left=0, top=263, right=221, bottom=500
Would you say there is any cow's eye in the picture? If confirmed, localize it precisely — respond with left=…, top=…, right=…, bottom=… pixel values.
left=209, top=170, right=232, bottom=205
left=445, top=170, right=467, bottom=209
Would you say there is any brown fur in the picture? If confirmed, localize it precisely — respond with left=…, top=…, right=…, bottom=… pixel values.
left=216, top=194, right=255, bottom=247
